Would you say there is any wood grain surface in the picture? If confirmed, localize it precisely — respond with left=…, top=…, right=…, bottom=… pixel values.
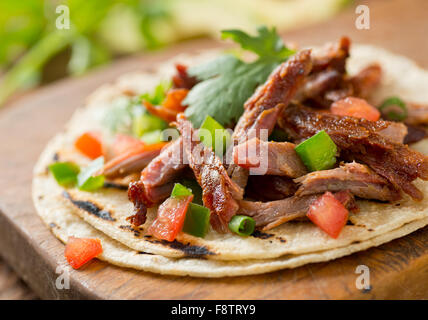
left=1, top=0, right=428, bottom=299
left=0, top=257, right=37, bottom=300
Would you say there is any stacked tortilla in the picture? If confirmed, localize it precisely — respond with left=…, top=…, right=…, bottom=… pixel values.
left=32, top=44, right=428, bottom=277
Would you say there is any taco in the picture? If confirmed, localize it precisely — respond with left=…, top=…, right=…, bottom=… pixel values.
left=33, top=28, right=428, bottom=276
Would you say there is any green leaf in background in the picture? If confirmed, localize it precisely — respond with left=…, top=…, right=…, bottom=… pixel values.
left=184, top=26, right=295, bottom=127
left=0, top=29, right=76, bottom=105
left=0, top=0, right=174, bottom=107
left=0, top=0, right=349, bottom=107
left=0, top=1, right=45, bottom=67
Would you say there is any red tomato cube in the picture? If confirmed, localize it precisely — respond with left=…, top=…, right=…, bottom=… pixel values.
left=307, top=191, right=349, bottom=238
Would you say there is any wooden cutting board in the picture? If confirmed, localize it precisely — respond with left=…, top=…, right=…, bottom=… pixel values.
left=1, top=0, right=428, bottom=299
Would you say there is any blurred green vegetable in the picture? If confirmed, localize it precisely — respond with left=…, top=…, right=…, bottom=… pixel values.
left=0, top=0, right=350, bottom=107
left=0, top=0, right=172, bottom=106
left=77, top=156, right=105, bottom=191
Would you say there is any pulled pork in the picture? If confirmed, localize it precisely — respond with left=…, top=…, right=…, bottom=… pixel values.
left=228, top=49, right=313, bottom=188
left=279, top=105, right=428, bottom=200
left=294, top=162, right=401, bottom=201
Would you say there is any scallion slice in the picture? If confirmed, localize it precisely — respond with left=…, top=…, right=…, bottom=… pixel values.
left=48, top=162, right=80, bottom=186
left=228, top=215, right=256, bottom=237
left=295, top=130, right=337, bottom=172
left=378, top=96, right=407, bottom=121
left=77, top=156, right=105, bottom=191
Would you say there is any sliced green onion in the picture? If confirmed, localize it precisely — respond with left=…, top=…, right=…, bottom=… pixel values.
left=77, top=156, right=105, bottom=191
left=171, top=183, right=193, bottom=198
left=378, top=96, right=408, bottom=121
left=198, top=115, right=231, bottom=154
left=269, top=128, right=289, bottom=142
left=183, top=203, right=210, bottom=238
left=295, top=130, right=337, bottom=172
left=140, top=129, right=164, bottom=144
left=132, top=109, right=167, bottom=137
left=179, top=179, right=203, bottom=205
left=48, top=162, right=80, bottom=186
left=228, top=215, right=256, bottom=237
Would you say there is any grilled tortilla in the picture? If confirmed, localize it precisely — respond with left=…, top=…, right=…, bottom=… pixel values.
left=32, top=44, right=428, bottom=275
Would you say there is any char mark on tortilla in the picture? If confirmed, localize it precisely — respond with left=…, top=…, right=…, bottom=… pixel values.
left=63, top=191, right=116, bottom=221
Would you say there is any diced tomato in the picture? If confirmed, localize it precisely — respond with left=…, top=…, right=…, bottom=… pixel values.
left=112, top=134, right=145, bottom=157
left=307, top=191, right=349, bottom=239
left=148, top=195, right=193, bottom=242
left=163, top=88, right=189, bottom=112
left=74, top=131, right=103, bottom=159
left=65, top=237, right=103, bottom=269
left=330, top=97, right=381, bottom=121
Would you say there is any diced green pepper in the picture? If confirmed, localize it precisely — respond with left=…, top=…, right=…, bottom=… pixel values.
left=132, top=109, right=167, bottom=137
left=198, top=115, right=231, bottom=154
left=48, top=162, right=80, bottom=186
left=295, top=130, right=337, bottom=172
left=179, top=179, right=203, bottom=205
left=171, top=183, right=193, bottom=198
left=77, top=156, right=105, bottom=191
left=183, top=203, right=210, bottom=238
left=228, top=215, right=256, bottom=237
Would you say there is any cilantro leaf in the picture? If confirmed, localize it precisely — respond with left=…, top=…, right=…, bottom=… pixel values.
left=184, top=26, right=295, bottom=127
left=221, top=26, right=294, bottom=61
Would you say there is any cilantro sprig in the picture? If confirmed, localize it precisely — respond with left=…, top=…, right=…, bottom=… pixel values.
left=183, top=26, right=295, bottom=127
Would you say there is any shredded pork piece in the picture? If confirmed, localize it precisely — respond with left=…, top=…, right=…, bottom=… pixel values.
left=294, top=162, right=401, bottom=202
left=140, top=138, right=187, bottom=190
left=279, top=105, right=428, bottom=200
left=245, top=175, right=297, bottom=201
left=233, top=137, right=307, bottom=177
left=405, top=102, right=428, bottom=125
left=172, top=64, right=198, bottom=89
left=238, top=190, right=357, bottom=230
left=228, top=49, right=312, bottom=188
left=176, top=114, right=243, bottom=233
